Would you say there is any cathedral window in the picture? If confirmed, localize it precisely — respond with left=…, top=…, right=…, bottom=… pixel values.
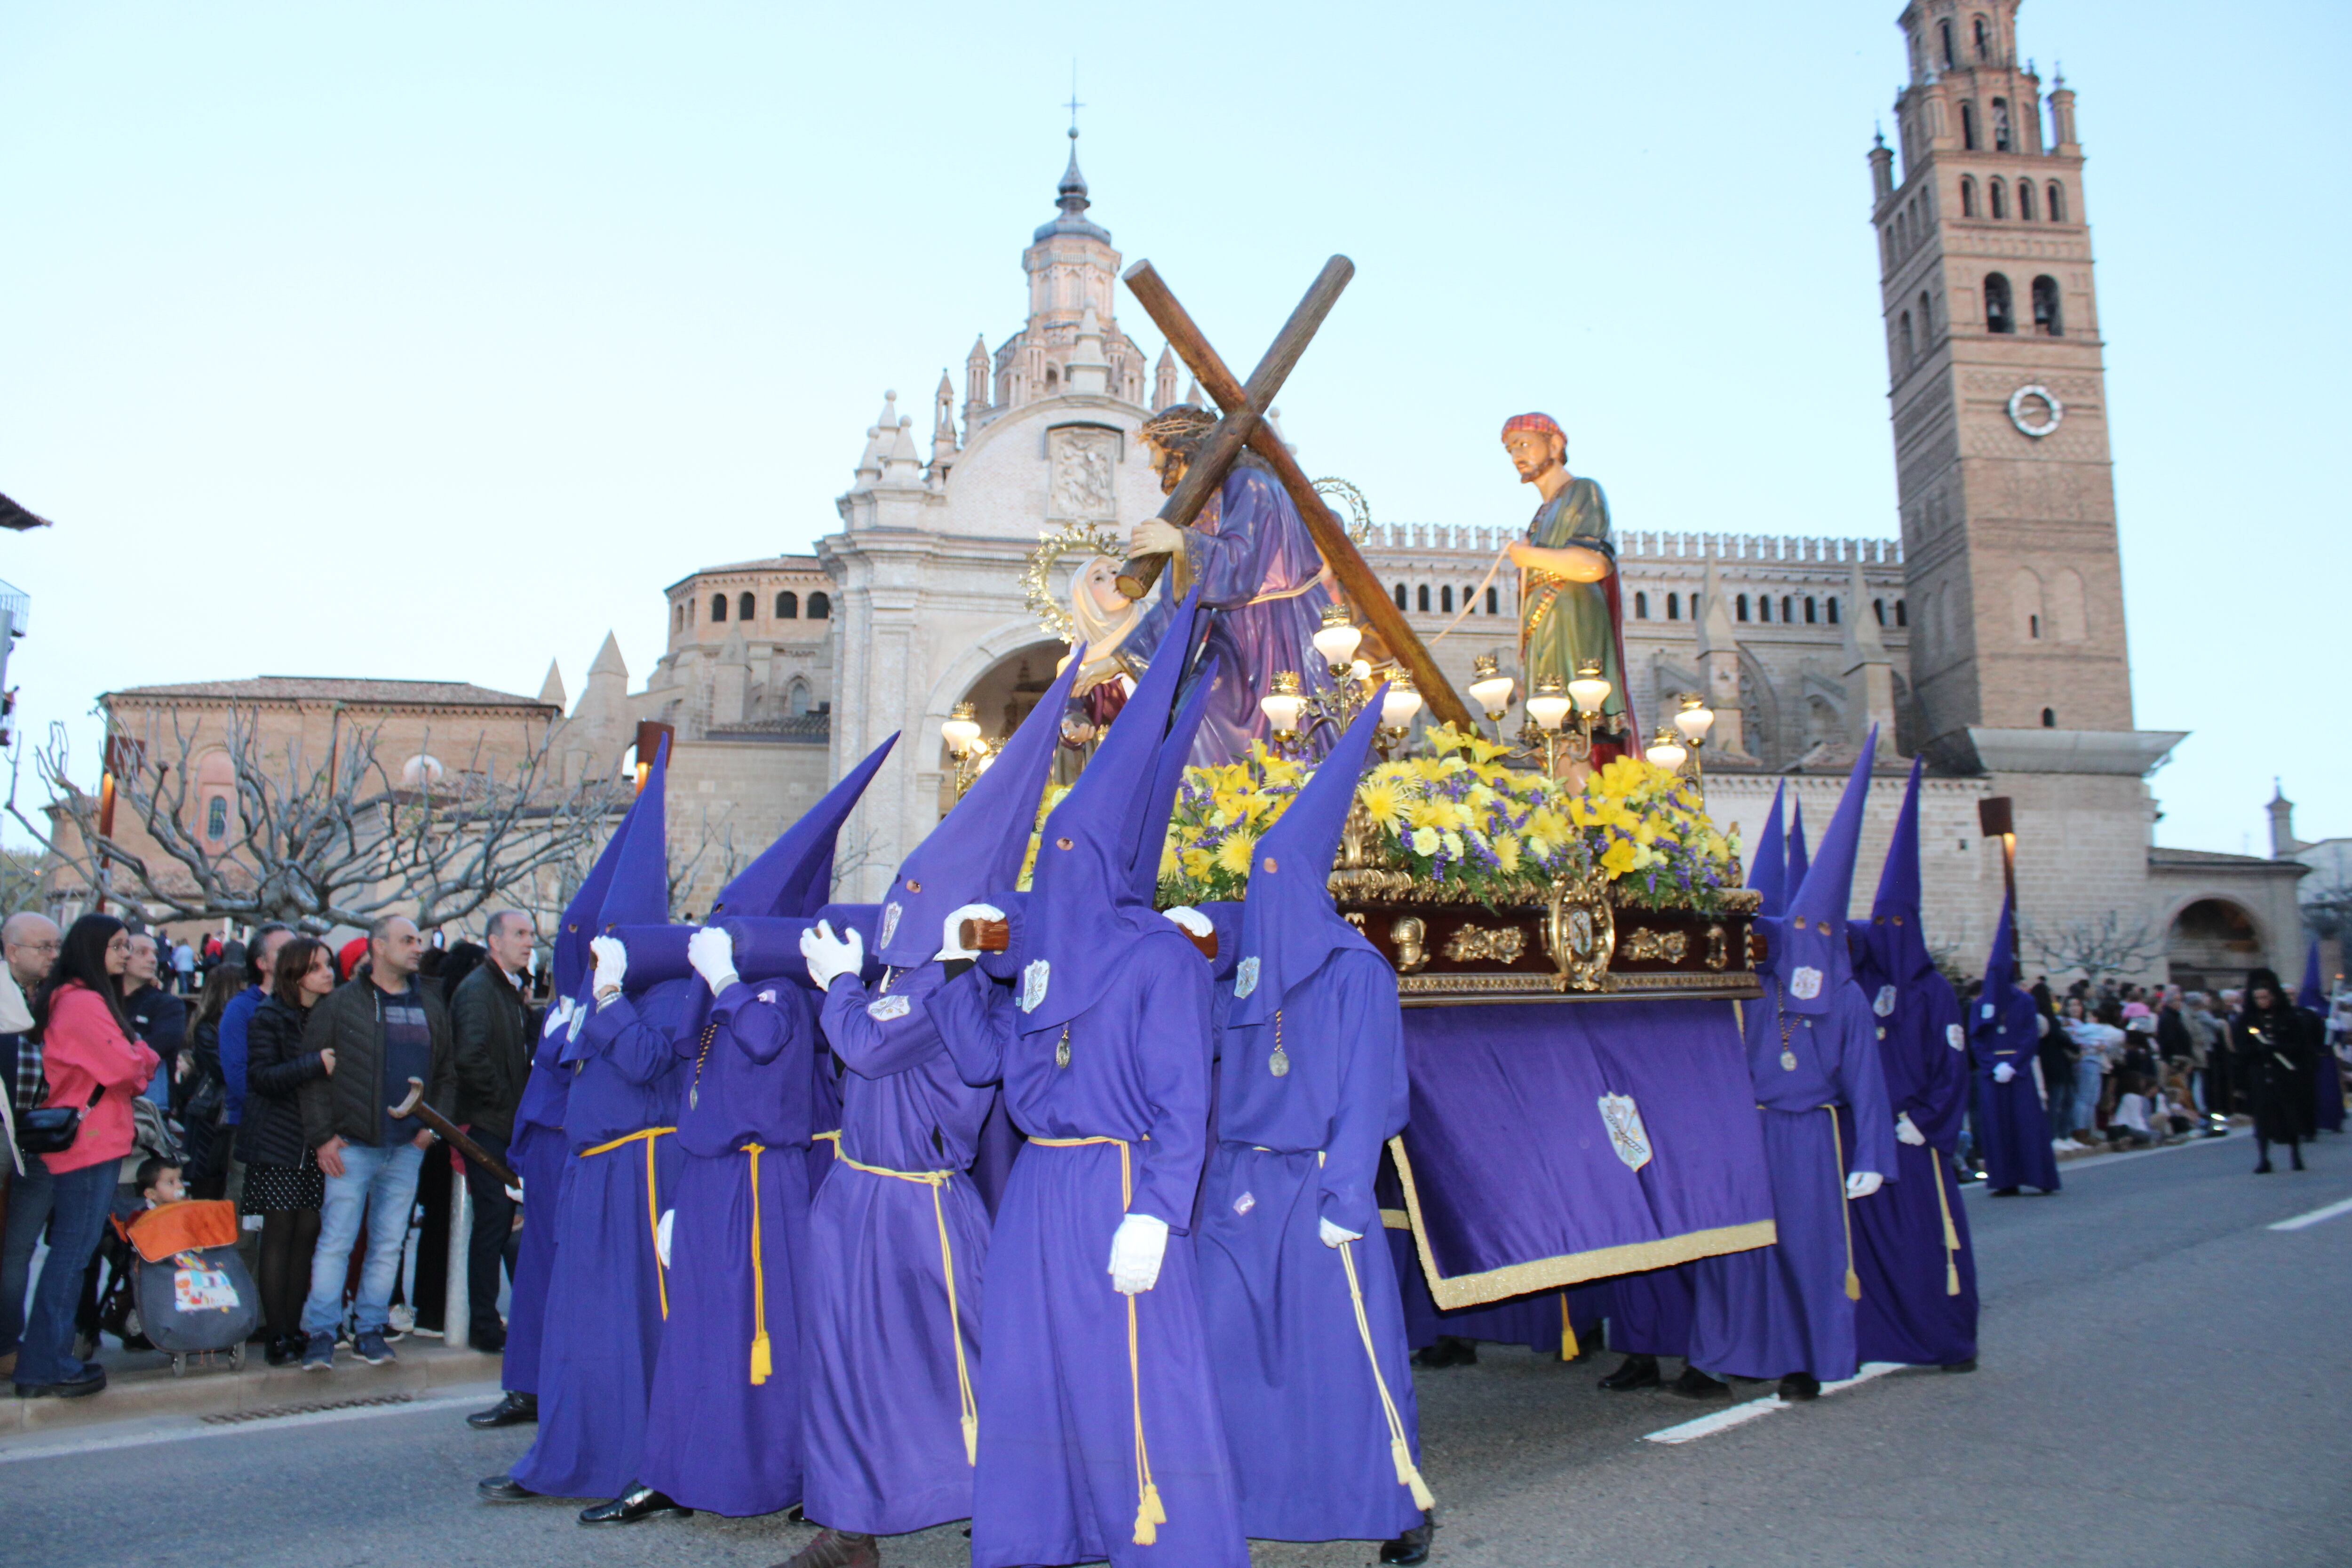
left=1635, top=592, right=1649, bottom=619
left=1959, top=177, right=1976, bottom=218
left=1782, top=595, right=1795, bottom=622
left=2046, top=181, right=2066, bottom=222
left=1668, top=592, right=1682, bottom=621
left=1485, top=586, right=1500, bottom=614
left=1990, top=96, right=2012, bottom=152
left=1938, top=18, right=1955, bottom=69
left=1826, top=597, right=1840, bottom=624
left=1895, top=598, right=1907, bottom=627
left=1759, top=596, right=1772, bottom=623
left=1440, top=584, right=1454, bottom=613
left=1899, top=310, right=1915, bottom=367
left=206, top=796, right=229, bottom=843
left=1919, top=290, right=1934, bottom=338
left=1393, top=582, right=1408, bottom=610
left=1973, top=15, right=1992, bottom=61
left=2041, top=707, right=2056, bottom=728
left=711, top=593, right=728, bottom=622
left=776, top=591, right=799, bottom=619
left=739, top=591, right=756, bottom=621
left=1691, top=592, right=1701, bottom=618
left=808, top=591, right=832, bottom=620
left=2018, top=179, right=2036, bottom=221
left=1984, top=272, right=2015, bottom=333
left=1736, top=594, right=1750, bottom=622
left=1874, top=598, right=1887, bottom=627
left=674, top=603, right=685, bottom=632
left=1988, top=178, right=2006, bottom=220
left=1961, top=102, right=1978, bottom=151
left=1417, top=584, right=1430, bottom=613
left=2032, top=275, right=2063, bottom=335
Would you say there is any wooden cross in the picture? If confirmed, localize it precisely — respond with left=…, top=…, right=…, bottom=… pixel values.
left=1118, top=258, right=1474, bottom=732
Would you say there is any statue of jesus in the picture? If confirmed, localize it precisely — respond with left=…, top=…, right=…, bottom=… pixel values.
left=1501, top=412, right=1632, bottom=746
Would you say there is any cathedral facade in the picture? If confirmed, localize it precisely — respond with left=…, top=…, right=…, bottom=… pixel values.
left=554, top=1, right=2302, bottom=982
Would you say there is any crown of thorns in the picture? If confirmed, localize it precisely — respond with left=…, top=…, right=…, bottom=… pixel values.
left=1141, top=404, right=1218, bottom=453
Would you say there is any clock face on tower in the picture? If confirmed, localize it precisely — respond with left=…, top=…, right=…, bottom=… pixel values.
left=2007, top=384, right=2064, bottom=438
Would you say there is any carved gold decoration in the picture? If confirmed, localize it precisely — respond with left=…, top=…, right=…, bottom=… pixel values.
left=1542, top=871, right=1615, bottom=993
left=1618, top=928, right=1686, bottom=964
left=1705, top=924, right=1730, bottom=971
left=1442, top=924, right=1525, bottom=965
left=1390, top=916, right=1430, bottom=974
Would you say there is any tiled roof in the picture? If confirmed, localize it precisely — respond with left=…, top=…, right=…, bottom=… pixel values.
left=107, top=677, right=554, bottom=709
left=2148, top=846, right=2305, bottom=872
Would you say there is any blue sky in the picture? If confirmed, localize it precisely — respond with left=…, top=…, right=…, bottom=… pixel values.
left=0, top=0, right=2341, bottom=855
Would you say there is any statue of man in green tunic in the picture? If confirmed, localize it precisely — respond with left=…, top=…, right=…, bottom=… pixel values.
left=1501, top=412, right=1632, bottom=742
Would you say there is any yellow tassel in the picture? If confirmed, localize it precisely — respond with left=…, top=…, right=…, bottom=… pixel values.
left=1144, top=1481, right=1167, bottom=1525
left=750, top=1332, right=772, bottom=1385
left=1392, top=1435, right=1436, bottom=1510
left=1845, top=1268, right=1862, bottom=1302
left=1133, top=1481, right=1167, bottom=1545
left=1558, top=1293, right=1579, bottom=1361
left=1946, top=1261, right=1962, bottom=1297
left=961, top=1412, right=978, bottom=1467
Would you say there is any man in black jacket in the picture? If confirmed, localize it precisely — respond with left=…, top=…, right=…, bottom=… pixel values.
left=123, top=932, right=188, bottom=1110
left=294, top=915, right=456, bottom=1371
left=450, top=910, right=536, bottom=1352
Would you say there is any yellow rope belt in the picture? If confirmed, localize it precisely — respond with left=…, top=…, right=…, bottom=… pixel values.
left=580, top=1127, right=675, bottom=1320
left=1931, top=1148, right=1962, bottom=1297
left=812, top=1129, right=842, bottom=1156
left=1319, top=1150, right=1436, bottom=1512
left=832, top=1146, right=979, bottom=1465
left=1030, top=1135, right=1166, bottom=1546
left=746, top=1144, right=773, bottom=1385
left=1824, top=1107, right=1860, bottom=1302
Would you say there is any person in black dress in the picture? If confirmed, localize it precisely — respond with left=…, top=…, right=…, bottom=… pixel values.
left=2233, top=969, right=2317, bottom=1175
left=236, top=937, right=339, bottom=1362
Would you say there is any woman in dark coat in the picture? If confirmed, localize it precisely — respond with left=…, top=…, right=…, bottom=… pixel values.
left=235, top=936, right=337, bottom=1361
left=2233, top=969, right=2317, bottom=1174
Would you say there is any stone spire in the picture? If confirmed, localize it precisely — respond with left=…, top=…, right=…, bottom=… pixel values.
left=881, top=414, right=924, bottom=486
left=1035, top=116, right=1108, bottom=244
left=1153, top=344, right=1178, bottom=410
left=538, top=659, right=567, bottom=712
left=851, top=391, right=897, bottom=492
left=1840, top=558, right=1895, bottom=758
left=1695, top=557, right=1750, bottom=759
left=963, top=335, right=991, bottom=429
left=931, top=371, right=958, bottom=466
left=1066, top=302, right=1110, bottom=395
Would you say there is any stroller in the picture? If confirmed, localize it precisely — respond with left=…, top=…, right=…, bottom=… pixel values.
left=114, top=1200, right=259, bottom=1377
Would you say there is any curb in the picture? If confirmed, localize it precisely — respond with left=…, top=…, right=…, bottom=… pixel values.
left=7, top=1340, right=503, bottom=1433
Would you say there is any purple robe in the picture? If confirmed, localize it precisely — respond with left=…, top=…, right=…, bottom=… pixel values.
left=509, top=988, right=686, bottom=1498
left=935, top=931, right=1248, bottom=1568
left=635, top=978, right=817, bottom=1517
left=1971, top=987, right=2061, bottom=1192
left=803, top=960, right=995, bottom=1536
left=1198, top=949, right=1422, bottom=1543
left=1686, top=982, right=1894, bottom=1383
left=1604, top=1265, right=1696, bottom=1358
left=500, top=1016, right=575, bottom=1398
left=1848, top=965, right=1979, bottom=1365
left=1131, top=465, right=1336, bottom=768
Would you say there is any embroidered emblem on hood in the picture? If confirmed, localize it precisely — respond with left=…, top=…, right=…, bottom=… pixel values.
left=878, top=902, right=902, bottom=949
left=1598, top=1094, right=1653, bottom=1172
left=1790, top=966, right=1823, bottom=1000
left=1020, top=959, right=1050, bottom=1014
left=1234, top=955, right=1260, bottom=999
left=1874, top=984, right=1897, bottom=1017
left=1947, top=1022, right=1966, bottom=1051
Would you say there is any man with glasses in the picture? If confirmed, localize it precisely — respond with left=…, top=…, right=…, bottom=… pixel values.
left=0, top=913, right=63, bottom=1377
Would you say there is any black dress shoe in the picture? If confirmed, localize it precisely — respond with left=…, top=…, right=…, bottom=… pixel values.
left=477, top=1475, right=542, bottom=1502
left=1779, top=1372, right=1821, bottom=1402
left=1379, top=1515, right=1435, bottom=1566
left=1990, top=1186, right=2021, bottom=1196
left=263, top=1335, right=299, bottom=1367
left=579, top=1484, right=691, bottom=1525
left=467, top=1391, right=539, bottom=1429
left=471, top=1330, right=507, bottom=1354
left=13, top=1365, right=106, bottom=1399
left=1597, top=1353, right=1661, bottom=1392
left=1412, top=1336, right=1477, bottom=1369
left=2254, top=1161, right=2274, bottom=1174
left=1669, top=1366, right=1729, bottom=1398
left=1940, top=1357, right=1978, bottom=1373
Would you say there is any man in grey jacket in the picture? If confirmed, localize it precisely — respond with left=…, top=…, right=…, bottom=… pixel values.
left=295, top=915, right=455, bottom=1371
left=449, top=910, right=536, bottom=1351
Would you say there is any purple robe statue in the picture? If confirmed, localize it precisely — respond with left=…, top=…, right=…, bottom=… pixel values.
left=2300, top=943, right=2344, bottom=1133
left=1971, top=899, right=2061, bottom=1194
left=1688, top=744, right=1895, bottom=1386
left=1197, top=695, right=1431, bottom=1544
left=936, top=589, right=1249, bottom=1568
left=1848, top=759, right=1979, bottom=1367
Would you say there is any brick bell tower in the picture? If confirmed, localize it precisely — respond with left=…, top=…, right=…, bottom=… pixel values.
left=1873, top=0, right=2133, bottom=771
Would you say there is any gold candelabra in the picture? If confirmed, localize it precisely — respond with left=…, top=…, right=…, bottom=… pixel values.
left=1257, top=605, right=1424, bottom=759
left=939, top=700, right=1001, bottom=797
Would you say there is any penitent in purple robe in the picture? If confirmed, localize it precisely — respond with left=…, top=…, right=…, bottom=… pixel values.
left=1687, top=981, right=1893, bottom=1382
left=500, top=1013, right=575, bottom=1400
left=934, top=934, right=1247, bottom=1568
left=634, top=978, right=816, bottom=1517
left=1605, top=1265, right=1696, bottom=1359
left=1199, top=950, right=1423, bottom=1543
left=802, top=960, right=995, bottom=1536
left=1130, top=464, right=1336, bottom=768
left=1971, top=899, right=2061, bottom=1194
left=509, top=981, right=687, bottom=1498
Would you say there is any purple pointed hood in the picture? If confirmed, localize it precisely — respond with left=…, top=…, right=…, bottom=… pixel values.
left=1971, top=894, right=2035, bottom=1043
left=553, top=786, right=640, bottom=999
left=712, top=733, right=898, bottom=921
left=1861, top=756, right=1932, bottom=987
left=1767, top=732, right=1875, bottom=1015
left=1011, top=589, right=1202, bottom=1035
left=1748, top=783, right=1788, bottom=919
left=559, top=738, right=672, bottom=1062
left=1229, top=688, right=1385, bottom=1028
left=2300, top=940, right=2325, bottom=1011
left=1786, top=797, right=1811, bottom=891
left=1131, top=652, right=1221, bottom=904
left=874, top=659, right=1080, bottom=968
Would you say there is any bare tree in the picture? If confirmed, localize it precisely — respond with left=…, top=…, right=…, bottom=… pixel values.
left=10, top=705, right=626, bottom=934
left=2021, top=910, right=2164, bottom=989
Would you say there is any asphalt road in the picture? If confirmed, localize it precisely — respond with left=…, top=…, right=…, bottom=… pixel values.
left=11, top=1130, right=2348, bottom=1568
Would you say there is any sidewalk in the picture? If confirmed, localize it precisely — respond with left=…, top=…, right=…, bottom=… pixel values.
left=5, top=1335, right=503, bottom=1437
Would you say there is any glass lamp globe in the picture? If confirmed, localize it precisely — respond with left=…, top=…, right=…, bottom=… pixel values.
left=1260, top=670, right=1307, bottom=733
left=1468, top=654, right=1515, bottom=718
left=1311, top=604, right=1364, bottom=670
left=941, top=701, right=982, bottom=756
left=1381, top=672, right=1423, bottom=731
left=1525, top=674, right=1573, bottom=732
left=1645, top=728, right=1688, bottom=770
left=1674, top=693, right=1715, bottom=744
left=1567, top=659, right=1613, bottom=717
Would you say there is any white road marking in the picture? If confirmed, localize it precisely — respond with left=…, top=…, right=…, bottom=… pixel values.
left=0, top=1383, right=502, bottom=1465
left=2269, top=1195, right=2352, bottom=1232
left=1642, top=1361, right=1903, bottom=1444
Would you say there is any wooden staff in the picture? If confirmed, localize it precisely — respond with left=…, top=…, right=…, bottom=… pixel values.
left=1113, top=256, right=1356, bottom=602
left=1122, top=260, right=1476, bottom=733
left=388, top=1076, right=518, bottom=1189
left=959, top=915, right=1216, bottom=962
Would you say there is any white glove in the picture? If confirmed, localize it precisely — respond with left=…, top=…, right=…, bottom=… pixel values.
left=1895, top=1112, right=1926, bottom=1147
left=1319, top=1217, right=1362, bottom=1249
left=938, top=902, right=1004, bottom=962
left=504, top=1182, right=524, bottom=1203
left=1163, top=906, right=1213, bottom=938
left=1993, top=1061, right=2017, bottom=1084
left=687, top=926, right=739, bottom=997
left=1845, top=1170, right=1884, bottom=1199
left=799, top=919, right=863, bottom=992
left=1108, top=1212, right=1170, bottom=1295
left=655, top=1208, right=675, bottom=1268
left=541, top=995, right=576, bottom=1039
left=590, top=935, right=627, bottom=997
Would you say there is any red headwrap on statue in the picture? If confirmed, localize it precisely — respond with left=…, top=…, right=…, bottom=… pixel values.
left=1501, top=412, right=1565, bottom=440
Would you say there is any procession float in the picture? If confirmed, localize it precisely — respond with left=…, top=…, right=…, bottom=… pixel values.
left=956, top=255, right=1779, bottom=1323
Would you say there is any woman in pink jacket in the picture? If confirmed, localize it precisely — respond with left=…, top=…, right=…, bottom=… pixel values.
left=8, top=914, right=157, bottom=1397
